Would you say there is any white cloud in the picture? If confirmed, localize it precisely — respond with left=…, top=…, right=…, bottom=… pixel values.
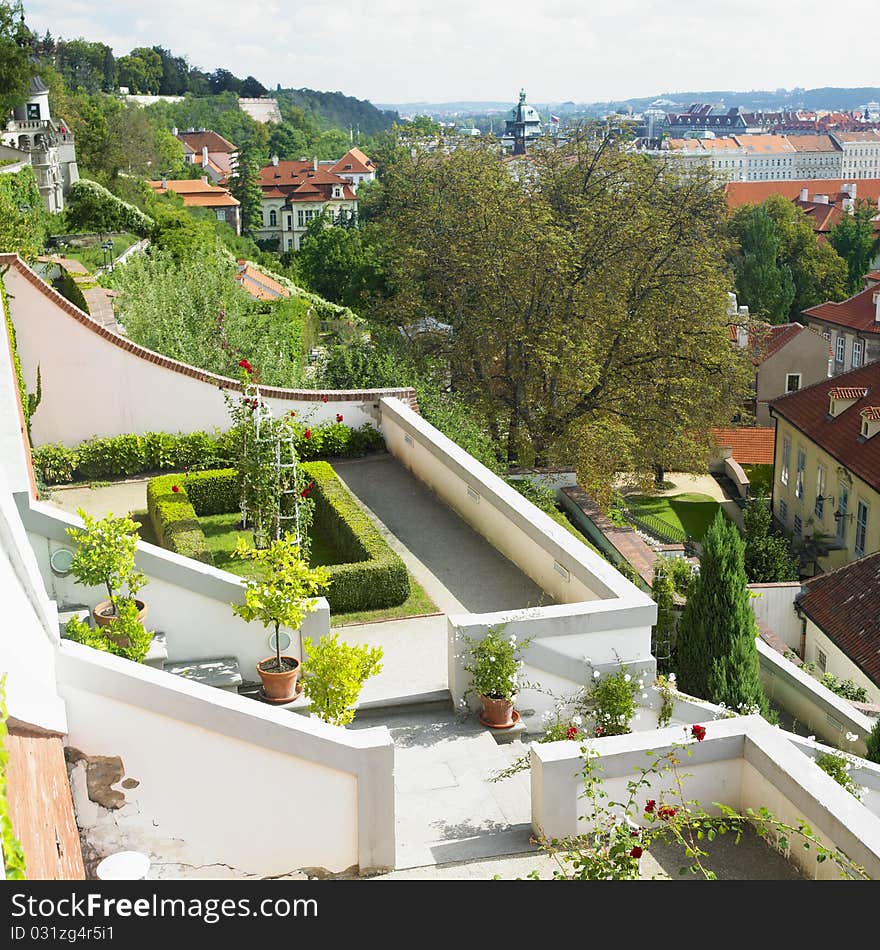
left=24, top=0, right=880, bottom=104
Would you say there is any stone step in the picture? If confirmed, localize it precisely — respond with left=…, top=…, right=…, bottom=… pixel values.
left=164, top=657, right=243, bottom=691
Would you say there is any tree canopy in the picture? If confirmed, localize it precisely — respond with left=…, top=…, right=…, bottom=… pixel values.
left=829, top=199, right=880, bottom=293
left=0, top=2, right=32, bottom=117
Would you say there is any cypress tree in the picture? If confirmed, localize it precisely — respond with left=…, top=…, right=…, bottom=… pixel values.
left=867, top=717, right=880, bottom=766
left=674, top=510, right=768, bottom=714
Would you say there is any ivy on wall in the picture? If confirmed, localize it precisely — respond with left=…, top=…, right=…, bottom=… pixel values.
left=0, top=166, right=47, bottom=260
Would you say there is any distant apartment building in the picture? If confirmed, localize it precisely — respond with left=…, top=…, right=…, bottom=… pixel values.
left=834, top=131, right=880, bottom=179
left=637, top=132, right=797, bottom=182
left=802, top=271, right=880, bottom=377
left=789, top=135, right=844, bottom=179
left=147, top=177, right=241, bottom=234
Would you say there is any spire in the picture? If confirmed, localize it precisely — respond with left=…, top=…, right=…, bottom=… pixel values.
left=519, top=88, right=526, bottom=105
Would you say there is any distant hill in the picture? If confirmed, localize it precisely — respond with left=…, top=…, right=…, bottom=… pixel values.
left=277, top=88, right=398, bottom=135
left=382, top=87, right=880, bottom=119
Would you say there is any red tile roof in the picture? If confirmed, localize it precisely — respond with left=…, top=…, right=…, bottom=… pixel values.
left=797, top=550, right=880, bottom=688
left=330, top=147, right=377, bottom=176
left=258, top=161, right=357, bottom=202
left=176, top=130, right=237, bottom=154
left=770, top=362, right=880, bottom=492
left=830, top=386, right=869, bottom=399
left=235, top=262, right=290, bottom=301
left=726, top=178, right=880, bottom=208
left=862, top=406, right=880, bottom=420
left=803, top=285, right=880, bottom=334
left=730, top=322, right=823, bottom=365
left=711, top=427, right=776, bottom=464
left=795, top=199, right=845, bottom=233
left=787, top=135, right=838, bottom=152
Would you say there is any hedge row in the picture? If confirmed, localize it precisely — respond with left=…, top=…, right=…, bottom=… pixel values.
left=146, top=473, right=214, bottom=565
left=32, top=422, right=385, bottom=485
left=146, top=464, right=409, bottom=613
left=301, top=461, right=409, bottom=613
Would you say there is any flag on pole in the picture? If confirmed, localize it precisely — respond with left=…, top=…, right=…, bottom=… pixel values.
left=550, top=115, right=560, bottom=124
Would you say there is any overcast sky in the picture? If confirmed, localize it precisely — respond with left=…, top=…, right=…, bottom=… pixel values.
left=23, top=0, right=880, bottom=106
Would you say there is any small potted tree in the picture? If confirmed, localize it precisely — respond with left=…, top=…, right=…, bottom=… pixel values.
left=461, top=626, right=528, bottom=729
left=300, top=633, right=383, bottom=726
left=66, top=508, right=147, bottom=634
left=231, top=534, right=330, bottom=703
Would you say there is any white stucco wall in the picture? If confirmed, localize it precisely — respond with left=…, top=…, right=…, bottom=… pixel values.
left=804, top=619, right=880, bottom=706
left=1, top=258, right=414, bottom=447
left=57, top=641, right=395, bottom=875
left=749, top=583, right=803, bottom=651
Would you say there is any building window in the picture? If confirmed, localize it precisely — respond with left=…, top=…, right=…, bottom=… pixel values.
left=26, top=103, right=40, bottom=120
left=287, top=237, right=293, bottom=250
left=816, top=649, right=827, bottom=673
left=855, top=501, right=868, bottom=557
left=297, top=210, right=305, bottom=227
left=793, top=514, right=802, bottom=538
left=786, top=373, right=801, bottom=393
left=815, top=465, right=826, bottom=519
left=781, top=437, right=791, bottom=485
left=853, top=340, right=863, bottom=368
left=215, top=209, right=225, bottom=222
left=269, top=209, right=277, bottom=227
left=837, top=483, right=849, bottom=543
left=795, top=449, right=806, bottom=499
left=779, top=498, right=788, bottom=525
left=822, top=329, right=831, bottom=342
left=835, top=336, right=845, bottom=364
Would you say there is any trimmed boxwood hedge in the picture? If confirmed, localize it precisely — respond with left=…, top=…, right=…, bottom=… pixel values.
left=146, top=464, right=410, bottom=612
left=301, top=461, right=409, bottom=612
left=146, top=473, right=213, bottom=565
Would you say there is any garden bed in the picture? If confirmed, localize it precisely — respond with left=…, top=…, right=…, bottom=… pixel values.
left=146, top=463, right=410, bottom=613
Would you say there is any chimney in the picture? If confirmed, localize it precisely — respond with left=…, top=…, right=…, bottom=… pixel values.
left=172, top=127, right=178, bottom=136
left=161, top=177, right=167, bottom=189
left=313, top=156, right=318, bottom=172
left=842, top=196, right=855, bottom=214
left=202, top=145, right=209, bottom=165
left=799, top=187, right=808, bottom=201
left=813, top=194, right=829, bottom=205
left=841, top=182, right=857, bottom=198
left=272, top=154, right=279, bottom=167
left=875, top=291, right=880, bottom=323
left=201, top=175, right=208, bottom=184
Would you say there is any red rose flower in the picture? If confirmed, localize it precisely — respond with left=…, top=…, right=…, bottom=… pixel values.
left=304, top=428, right=312, bottom=439
left=301, top=488, right=310, bottom=498
left=238, top=359, right=253, bottom=374
left=336, top=413, right=343, bottom=423
left=629, top=846, right=643, bottom=859
left=594, top=725, right=603, bottom=737
left=566, top=725, right=578, bottom=740
left=658, top=805, right=677, bottom=821
left=645, top=800, right=656, bottom=814
left=691, top=724, right=706, bottom=742
left=321, top=395, right=329, bottom=403
left=172, top=485, right=180, bottom=493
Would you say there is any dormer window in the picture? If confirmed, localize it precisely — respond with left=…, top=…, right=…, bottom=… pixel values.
left=861, top=407, right=880, bottom=439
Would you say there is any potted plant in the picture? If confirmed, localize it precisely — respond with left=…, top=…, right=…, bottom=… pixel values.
left=300, top=633, right=383, bottom=726
left=461, top=626, right=528, bottom=729
left=64, top=599, right=153, bottom=662
left=231, top=534, right=330, bottom=703
left=66, top=508, right=147, bottom=633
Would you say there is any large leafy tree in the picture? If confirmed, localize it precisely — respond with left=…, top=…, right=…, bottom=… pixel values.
left=0, top=2, right=31, bottom=117
left=829, top=200, right=880, bottom=293
left=730, top=205, right=796, bottom=323
left=371, top=131, right=751, bottom=494
left=297, top=215, right=384, bottom=308
left=674, top=511, right=769, bottom=714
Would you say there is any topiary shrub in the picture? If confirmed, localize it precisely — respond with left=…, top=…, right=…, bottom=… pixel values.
left=146, top=475, right=213, bottom=564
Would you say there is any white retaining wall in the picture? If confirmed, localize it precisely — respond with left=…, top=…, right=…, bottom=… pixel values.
left=1, top=256, right=414, bottom=446
left=57, top=642, right=395, bottom=875
left=531, top=715, right=880, bottom=880
left=749, top=582, right=803, bottom=651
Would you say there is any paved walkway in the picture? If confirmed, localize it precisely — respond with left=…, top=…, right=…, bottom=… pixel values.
left=333, top=456, right=551, bottom=615
left=48, top=479, right=150, bottom=519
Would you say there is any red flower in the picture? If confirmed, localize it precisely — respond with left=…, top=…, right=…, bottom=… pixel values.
left=594, top=725, right=603, bottom=737
left=645, top=800, right=656, bottom=814
left=301, top=488, right=310, bottom=498
left=658, top=805, right=677, bottom=821
left=171, top=485, right=180, bottom=493
left=238, top=359, right=253, bottom=374
left=566, top=725, right=578, bottom=740
left=691, top=724, right=706, bottom=742
left=304, top=428, right=312, bottom=439
left=288, top=410, right=297, bottom=417
left=629, top=846, right=643, bottom=859
left=182, top=465, right=188, bottom=472
left=321, top=395, right=329, bottom=403
left=336, top=413, right=343, bottom=423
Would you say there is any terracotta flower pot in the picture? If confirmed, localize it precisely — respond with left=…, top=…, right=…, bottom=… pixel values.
left=479, top=694, right=516, bottom=728
left=257, top=655, right=300, bottom=703
left=93, top=600, right=148, bottom=628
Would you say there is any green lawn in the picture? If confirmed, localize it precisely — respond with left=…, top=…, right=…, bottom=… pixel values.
left=625, top=492, right=723, bottom=542
left=198, top=512, right=353, bottom=578
left=742, top=464, right=774, bottom=496
left=330, top=578, right=439, bottom=627
left=59, top=232, right=139, bottom=272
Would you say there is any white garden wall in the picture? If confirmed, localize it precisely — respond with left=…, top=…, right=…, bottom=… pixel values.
left=57, top=641, right=395, bottom=875
left=749, top=582, right=802, bottom=651
left=531, top=715, right=880, bottom=880
left=1, top=255, right=415, bottom=447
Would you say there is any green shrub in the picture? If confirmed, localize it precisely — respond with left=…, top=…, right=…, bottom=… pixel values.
left=181, top=469, right=241, bottom=516
left=66, top=179, right=154, bottom=237
left=146, top=475, right=213, bottom=564
left=867, top=718, right=880, bottom=765
left=301, top=461, right=409, bottom=612
left=815, top=751, right=863, bottom=800
left=31, top=423, right=385, bottom=485
left=820, top=673, right=869, bottom=703
left=301, top=633, right=383, bottom=726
